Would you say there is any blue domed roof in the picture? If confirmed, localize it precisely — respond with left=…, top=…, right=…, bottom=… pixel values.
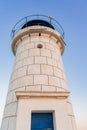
left=21, top=19, right=55, bottom=29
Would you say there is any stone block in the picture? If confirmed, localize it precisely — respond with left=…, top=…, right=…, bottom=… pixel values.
left=40, top=37, right=47, bottom=42
left=42, top=85, right=56, bottom=92
left=8, top=80, right=18, bottom=91
left=41, top=49, right=51, bottom=57
left=4, top=102, right=17, bottom=118
left=35, top=56, right=46, bottom=64
left=56, top=87, right=65, bottom=92
left=53, top=67, right=63, bottom=78
left=57, top=58, right=64, bottom=70
left=14, top=60, right=23, bottom=70
left=47, top=57, right=57, bottom=67
left=16, top=66, right=27, bottom=78
left=17, top=75, right=33, bottom=87
left=63, top=73, right=67, bottom=81
left=16, top=45, right=25, bottom=55
left=1, top=118, right=9, bottom=130
left=46, top=43, right=54, bottom=51
left=41, top=64, right=53, bottom=75
left=60, top=79, right=68, bottom=90
left=28, top=64, right=40, bottom=74
left=10, top=71, right=16, bottom=82
left=54, top=46, right=61, bottom=56
left=34, top=75, right=48, bottom=85
left=30, top=35, right=40, bottom=42
left=51, top=51, right=58, bottom=60
left=49, top=76, right=60, bottom=87
left=8, top=116, right=16, bottom=130
left=20, top=50, right=29, bottom=60
left=24, top=42, right=34, bottom=50
left=6, top=87, right=25, bottom=104
left=26, top=85, right=41, bottom=91
left=17, top=42, right=32, bottom=54
left=29, top=49, right=40, bottom=56
left=11, top=66, right=27, bottom=81
left=8, top=86, right=25, bottom=93
left=40, top=34, right=50, bottom=42
left=6, top=91, right=17, bottom=105
left=22, top=57, right=34, bottom=66
left=16, top=50, right=28, bottom=61
left=9, top=75, right=33, bottom=91
left=15, top=86, right=26, bottom=91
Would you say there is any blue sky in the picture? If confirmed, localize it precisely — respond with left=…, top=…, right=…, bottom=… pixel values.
left=0, top=0, right=87, bottom=130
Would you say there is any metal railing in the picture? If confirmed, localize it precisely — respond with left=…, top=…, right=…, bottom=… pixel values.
left=11, top=14, right=65, bottom=38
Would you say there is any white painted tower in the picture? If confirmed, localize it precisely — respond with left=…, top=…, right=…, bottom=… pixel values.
left=1, top=15, right=77, bottom=130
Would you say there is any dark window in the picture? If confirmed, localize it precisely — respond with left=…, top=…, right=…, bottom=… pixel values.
left=37, top=44, right=43, bottom=48
left=31, top=113, right=54, bottom=130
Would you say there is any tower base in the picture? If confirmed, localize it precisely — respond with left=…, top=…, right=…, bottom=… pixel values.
left=15, top=91, right=76, bottom=130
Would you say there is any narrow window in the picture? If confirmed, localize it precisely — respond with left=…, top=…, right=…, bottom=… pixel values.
left=37, top=44, right=43, bottom=48
left=31, top=113, right=54, bottom=130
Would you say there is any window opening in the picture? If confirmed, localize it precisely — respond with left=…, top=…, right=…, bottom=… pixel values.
left=37, top=44, right=43, bottom=48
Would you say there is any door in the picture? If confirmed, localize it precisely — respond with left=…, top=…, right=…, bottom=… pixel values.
left=31, top=113, right=54, bottom=130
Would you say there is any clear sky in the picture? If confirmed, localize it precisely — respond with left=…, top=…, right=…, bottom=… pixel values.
left=0, top=0, right=87, bottom=130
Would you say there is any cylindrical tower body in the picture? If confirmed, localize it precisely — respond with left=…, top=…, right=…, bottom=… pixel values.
left=1, top=15, right=77, bottom=130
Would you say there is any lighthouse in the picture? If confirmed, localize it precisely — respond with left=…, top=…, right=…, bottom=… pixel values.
left=1, top=15, right=77, bottom=130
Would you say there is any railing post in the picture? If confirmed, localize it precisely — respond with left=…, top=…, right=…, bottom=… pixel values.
left=12, top=29, right=15, bottom=38
left=26, top=17, right=27, bottom=27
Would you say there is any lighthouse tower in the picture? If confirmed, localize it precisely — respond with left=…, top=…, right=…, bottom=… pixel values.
left=1, top=15, right=77, bottom=130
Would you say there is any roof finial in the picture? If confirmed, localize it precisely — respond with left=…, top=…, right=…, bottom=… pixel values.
left=49, top=16, right=53, bottom=23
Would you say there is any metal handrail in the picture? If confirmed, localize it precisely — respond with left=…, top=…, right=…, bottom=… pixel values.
left=11, top=14, right=65, bottom=38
